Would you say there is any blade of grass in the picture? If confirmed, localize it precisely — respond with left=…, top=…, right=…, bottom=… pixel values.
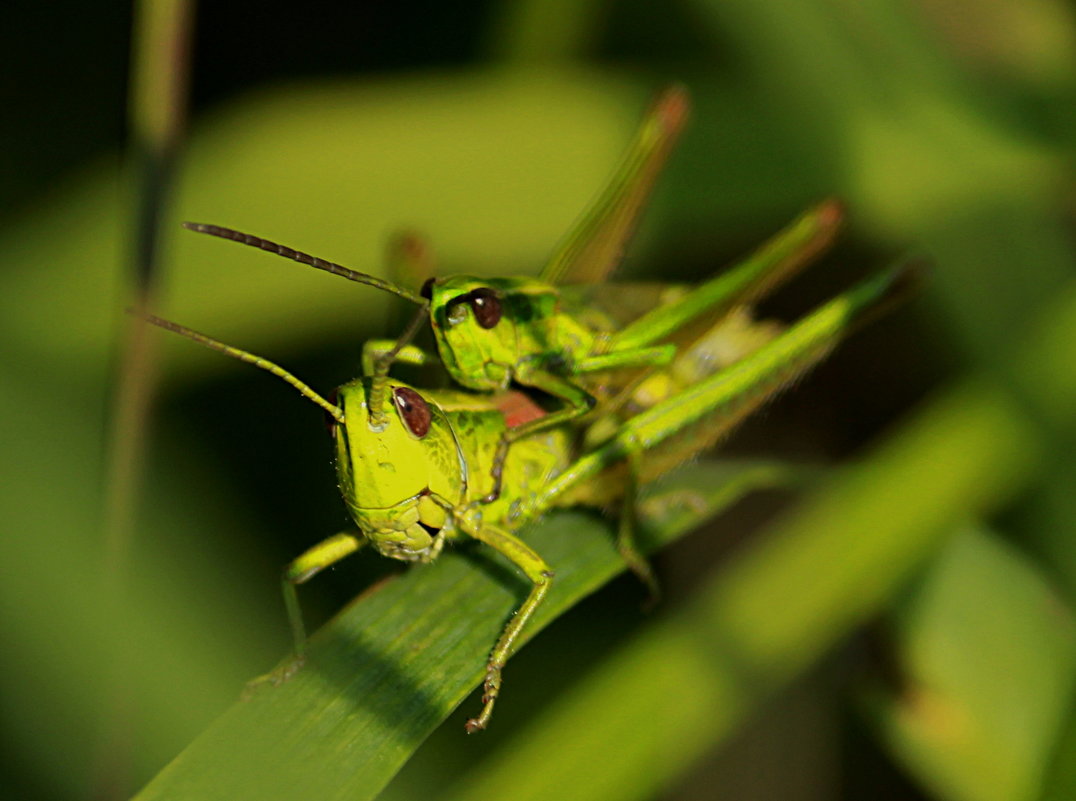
left=132, top=460, right=801, bottom=801
left=99, top=1, right=195, bottom=797
left=865, top=526, right=1076, bottom=801
left=106, top=0, right=194, bottom=575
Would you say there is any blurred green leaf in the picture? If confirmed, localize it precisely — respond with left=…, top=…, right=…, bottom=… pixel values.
left=486, top=0, right=604, bottom=62
left=1039, top=674, right=1076, bottom=800
left=865, top=526, right=1076, bottom=801
left=690, top=0, right=1073, bottom=365
left=0, top=365, right=277, bottom=798
left=0, top=72, right=651, bottom=381
left=913, top=0, right=1076, bottom=87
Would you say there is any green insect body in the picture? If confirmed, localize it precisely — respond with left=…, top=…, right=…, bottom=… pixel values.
left=332, top=379, right=573, bottom=564
left=154, top=75, right=913, bottom=736
left=181, top=86, right=845, bottom=505
left=142, top=255, right=914, bottom=732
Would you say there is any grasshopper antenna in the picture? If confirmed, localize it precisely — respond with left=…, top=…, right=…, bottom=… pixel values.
left=182, top=222, right=426, bottom=305
left=365, top=230, right=437, bottom=427
left=367, top=300, right=430, bottom=428
left=134, top=311, right=345, bottom=424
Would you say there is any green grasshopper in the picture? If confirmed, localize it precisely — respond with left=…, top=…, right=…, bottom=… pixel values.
left=142, top=256, right=914, bottom=732
left=179, top=86, right=844, bottom=504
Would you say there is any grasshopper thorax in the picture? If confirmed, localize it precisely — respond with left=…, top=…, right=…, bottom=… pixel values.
left=331, top=378, right=465, bottom=561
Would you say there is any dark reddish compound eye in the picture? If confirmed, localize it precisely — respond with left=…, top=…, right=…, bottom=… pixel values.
left=392, top=386, right=431, bottom=438
left=325, top=387, right=340, bottom=437
left=468, top=288, right=502, bottom=329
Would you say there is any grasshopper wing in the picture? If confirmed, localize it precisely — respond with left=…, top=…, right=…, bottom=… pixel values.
left=539, top=85, right=690, bottom=287
left=575, top=201, right=846, bottom=414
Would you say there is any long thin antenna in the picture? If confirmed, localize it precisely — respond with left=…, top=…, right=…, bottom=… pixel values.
left=137, top=312, right=346, bottom=424
left=182, top=222, right=426, bottom=304
left=368, top=300, right=430, bottom=426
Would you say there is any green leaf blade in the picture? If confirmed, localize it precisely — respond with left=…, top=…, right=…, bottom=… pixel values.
left=867, top=527, right=1076, bottom=801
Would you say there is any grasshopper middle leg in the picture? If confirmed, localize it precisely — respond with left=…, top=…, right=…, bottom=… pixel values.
left=482, top=345, right=674, bottom=504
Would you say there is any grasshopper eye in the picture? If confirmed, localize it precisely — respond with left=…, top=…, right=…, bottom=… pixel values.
left=468, top=288, right=502, bottom=329
left=392, top=386, right=431, bottom=438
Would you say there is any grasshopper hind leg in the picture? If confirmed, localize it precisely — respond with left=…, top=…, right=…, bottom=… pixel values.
left=616, top=434, right=661, bottom=606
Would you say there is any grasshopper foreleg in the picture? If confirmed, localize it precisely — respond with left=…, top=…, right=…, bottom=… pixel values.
left=281, top=531, right=366, bottom=659
left=464, top=524, right=554, bottom=733
left=244, top=532, right=365, bottom=698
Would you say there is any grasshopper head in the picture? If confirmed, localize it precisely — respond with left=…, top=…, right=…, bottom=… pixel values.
left=425, top=276, right=522, bottom=391
left=330, top=378, right=464, bottom=561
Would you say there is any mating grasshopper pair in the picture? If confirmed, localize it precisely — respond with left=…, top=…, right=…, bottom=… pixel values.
left=146, top=86, right=914, bottom=732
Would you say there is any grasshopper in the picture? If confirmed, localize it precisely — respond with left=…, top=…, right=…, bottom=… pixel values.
left=179, top=86, right=844, bottom=504
left=142, top=254, right=914, bottom=732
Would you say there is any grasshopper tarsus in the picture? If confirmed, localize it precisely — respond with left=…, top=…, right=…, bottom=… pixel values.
left=242, top=654, right=306, bottom=701
left=274, top=655, right=306, bottom=685
left=464, top=717, right=486, bottom=735
left=466, top=669, right=503, bottom=734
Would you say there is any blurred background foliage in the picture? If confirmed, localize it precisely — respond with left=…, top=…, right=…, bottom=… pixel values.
left=2, top=0, right=1076, bottom=799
